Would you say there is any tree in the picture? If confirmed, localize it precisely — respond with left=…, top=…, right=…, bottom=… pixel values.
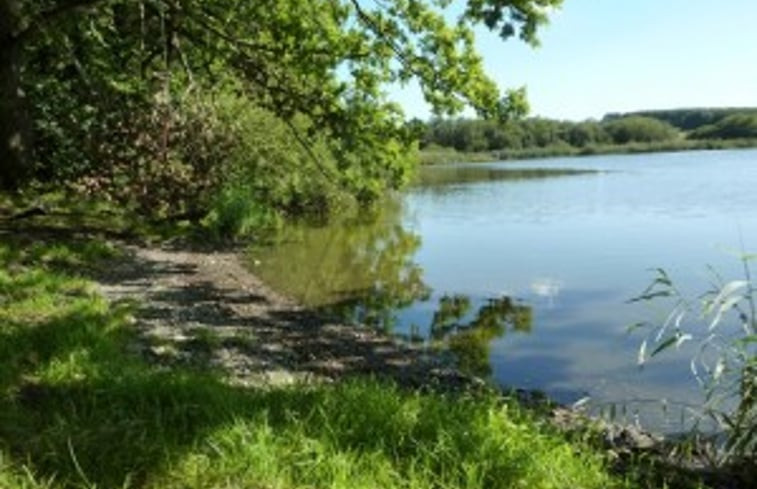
left=1, top=0, right=108, bottom=189
left=602, top=116, right=679, bottom=145
left=1, top=0, right=30, bottom=190
left=566, top=121, right=606, bottom=147
left=689, top=113, right=757, bottom=140
left=1, top=0, right=561, bottom=194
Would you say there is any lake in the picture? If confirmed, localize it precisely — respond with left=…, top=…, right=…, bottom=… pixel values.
left=249, top=148, right=757, bottom=433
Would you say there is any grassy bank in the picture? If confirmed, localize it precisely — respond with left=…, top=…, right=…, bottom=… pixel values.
left=419, top=138, right=757, bottom=165
left=0, top=219, right=651, bottom=489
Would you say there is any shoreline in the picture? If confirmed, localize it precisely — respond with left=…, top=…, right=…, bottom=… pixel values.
left=419, top=138, right=757, bottom=165
left=2, top=228, right=638, bottom=489
left=1, top=216, right=746, bottom=488
left=97, top=240, right=668, bottom=453
left=97, top=241, right=479, bottom=390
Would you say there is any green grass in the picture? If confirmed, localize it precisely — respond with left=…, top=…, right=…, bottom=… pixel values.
left=0, top=235, right=646, bottom=489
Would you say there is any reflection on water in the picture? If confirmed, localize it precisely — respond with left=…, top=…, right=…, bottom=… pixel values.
left=530, top=278, right=562, bottom=307
left=249, top=200, right=429, bottom=332
left=413, top=164, right=597, bottom=189
left=429, top=295, right=532, bottom=377
left=248, top=201, right=533, bottom=377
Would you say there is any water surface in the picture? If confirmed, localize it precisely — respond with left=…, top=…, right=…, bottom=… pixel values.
left=250, top=149, right=757, bottom=432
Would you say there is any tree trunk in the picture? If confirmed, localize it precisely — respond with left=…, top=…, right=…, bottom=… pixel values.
left=0, top=1, right=32, bottom=191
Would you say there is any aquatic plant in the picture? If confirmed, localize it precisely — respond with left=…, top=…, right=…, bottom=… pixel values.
left=631, top=259, right=757, bottom=470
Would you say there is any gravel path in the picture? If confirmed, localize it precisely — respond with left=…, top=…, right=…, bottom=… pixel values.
left=98, top=243, right=472, bottom=389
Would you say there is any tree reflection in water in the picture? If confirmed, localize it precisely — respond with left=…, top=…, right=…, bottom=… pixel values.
left=429, top=294, right=532, bottom=377
left=248, top=199, right=532, bottom=377
left=248, top=200, right=430, bottom=332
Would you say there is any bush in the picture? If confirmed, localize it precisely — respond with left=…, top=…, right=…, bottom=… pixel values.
left=201, top=185, right=280, bottom=239
left=30, top=70, right=380, bottom=236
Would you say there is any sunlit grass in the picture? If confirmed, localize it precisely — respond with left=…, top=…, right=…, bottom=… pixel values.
left=0, top=236, right=646, bottom=489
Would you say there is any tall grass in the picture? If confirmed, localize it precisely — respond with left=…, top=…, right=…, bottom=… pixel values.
left=0, top=235, right=641, bottom=489
left=632, top=264, right=757, bottom=472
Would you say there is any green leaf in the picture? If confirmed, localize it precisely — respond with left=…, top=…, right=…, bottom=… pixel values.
left=627, top=290, right=672, bottom=303
left=650, top=335, right=678, bottom=358
left=625, top=321, right=647, bottom=334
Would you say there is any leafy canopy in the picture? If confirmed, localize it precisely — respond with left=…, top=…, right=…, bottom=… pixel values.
left=3, top=0, right=561, bottom=220
left=7, top=0, right=562, bottom=128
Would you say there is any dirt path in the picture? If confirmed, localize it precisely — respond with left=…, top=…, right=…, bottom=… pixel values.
left=98, top=243, right=470, bottom=388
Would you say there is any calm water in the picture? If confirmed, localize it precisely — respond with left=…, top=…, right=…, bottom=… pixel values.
left=250, top=149, right=757, bottom=432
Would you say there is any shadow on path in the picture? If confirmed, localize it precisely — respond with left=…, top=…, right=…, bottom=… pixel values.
left=98, top=241, right=466, bottom=389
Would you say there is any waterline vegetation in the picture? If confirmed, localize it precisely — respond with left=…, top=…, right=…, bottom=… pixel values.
left=631, top=263, right=757, bottom=478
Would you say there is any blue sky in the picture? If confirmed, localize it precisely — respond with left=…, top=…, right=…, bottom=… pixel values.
left=390, top=0, right=757, bottom=121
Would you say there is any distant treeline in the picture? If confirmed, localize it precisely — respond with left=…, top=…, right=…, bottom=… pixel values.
left=605, top=107, right=757, bottom=131
left=415, top=108, right=757, bottom=155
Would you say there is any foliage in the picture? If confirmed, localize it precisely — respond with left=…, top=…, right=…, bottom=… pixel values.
left=0, top=235, right=635, bottom=489
left=565, top=120, right=608, bottom=147
left=631, top=265, right=757, bottom=469
left=20, top=8, right=413, bottom=222
left=689, top=114, right=757, bottom=140
left=605, top=108, right=757, bottom=131
left=601, top=116, right=680, bottom=145
left=201, top=184, right=281, bottom=239
left=420, top=115, right=680, bottom=154
left=418, top=109, right=757, bottom=160
left=1, top=0, right=564, bottom=227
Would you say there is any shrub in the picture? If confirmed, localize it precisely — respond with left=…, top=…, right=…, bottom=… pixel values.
left=201, top=184, right=280, bottom=239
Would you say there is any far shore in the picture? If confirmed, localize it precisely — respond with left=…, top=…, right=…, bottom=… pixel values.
left=418, top=138, right=757, bottom=165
